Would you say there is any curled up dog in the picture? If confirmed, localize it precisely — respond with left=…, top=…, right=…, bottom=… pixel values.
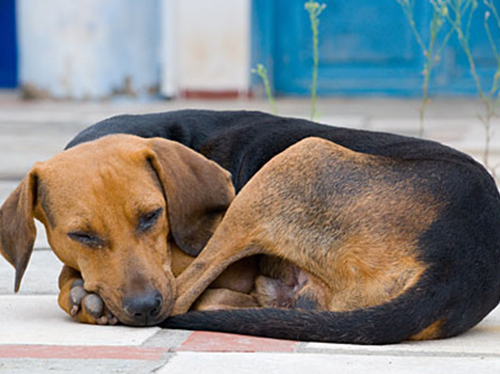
left=1, top=110, right=500, bottom=344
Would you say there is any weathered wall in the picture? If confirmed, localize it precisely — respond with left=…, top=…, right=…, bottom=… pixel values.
left=176, top=0, right=251, bottom=93
left=17, top=0, right=161, bottom=99
left=17, top=0, right=251, bottom=99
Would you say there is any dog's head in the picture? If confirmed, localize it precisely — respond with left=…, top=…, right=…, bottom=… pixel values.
left=0, top=134, right=234, bottom=326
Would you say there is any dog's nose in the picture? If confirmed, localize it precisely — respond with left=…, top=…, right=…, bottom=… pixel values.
left=122, top=291, right=163, bottom=325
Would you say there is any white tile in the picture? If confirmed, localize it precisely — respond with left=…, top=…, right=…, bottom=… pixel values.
left=0, top=249, right=61, bottom=295
left=0, top=295, right=160, bottom=346
left=160, top=352, right=500, bottom=374
left=0, top=181, right=18, bottom=203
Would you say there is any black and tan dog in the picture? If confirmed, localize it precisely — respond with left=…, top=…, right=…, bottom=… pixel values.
left=1, top=110, right=500, bottom=344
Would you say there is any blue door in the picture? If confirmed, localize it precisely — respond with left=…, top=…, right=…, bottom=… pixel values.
left=0, top=0, right=18, bottom=88
left=252, top=0, right=499, bottom=96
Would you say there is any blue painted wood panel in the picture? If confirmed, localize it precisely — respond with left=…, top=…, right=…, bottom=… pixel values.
left=438, top=0, right=500, bottom=95
left=252, top=0, right=500, bottom=96
left=0, top=0, right=18, bottom=88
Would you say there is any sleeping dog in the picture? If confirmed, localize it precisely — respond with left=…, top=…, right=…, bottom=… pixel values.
left=1, top=110, right=499, bottom=344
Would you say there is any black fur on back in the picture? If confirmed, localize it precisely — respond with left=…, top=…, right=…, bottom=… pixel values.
left=67, top=110, right=479, bottom=192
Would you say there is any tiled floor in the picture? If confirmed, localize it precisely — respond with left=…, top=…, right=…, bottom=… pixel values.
left=0, top=95, right=499, bottom=372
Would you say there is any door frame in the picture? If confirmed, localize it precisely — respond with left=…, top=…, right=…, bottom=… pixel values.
left=0, top=0, right=18, bottom=88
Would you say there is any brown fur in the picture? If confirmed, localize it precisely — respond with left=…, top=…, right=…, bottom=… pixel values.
left=172, top=138, right=443, bottom=338
left=0, top=135, right=236, bottom=325
left=171, top=243, right=259, bottom=300
left=193, top=288, right=259, bottom=311
left=408, top=320, right=444, bottom=341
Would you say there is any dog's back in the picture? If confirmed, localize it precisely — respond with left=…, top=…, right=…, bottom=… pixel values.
left=164, top=137, right=500, bottom=343
left=67, top=110, right=478, bottom=191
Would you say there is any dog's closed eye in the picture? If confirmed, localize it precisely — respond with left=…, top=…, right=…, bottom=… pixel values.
left=68, top=232, right=106, bottom=248
left=138, top=208, right=164, bottom=233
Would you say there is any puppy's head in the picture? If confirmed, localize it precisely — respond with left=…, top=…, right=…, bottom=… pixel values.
left=0, top=134, right=234, bottom=326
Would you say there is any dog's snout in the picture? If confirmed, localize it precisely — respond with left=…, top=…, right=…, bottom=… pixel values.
left=122, top=291, right=163, bottom=325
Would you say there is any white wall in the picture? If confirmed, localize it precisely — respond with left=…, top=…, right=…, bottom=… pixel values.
left=18, top=0, right=161, bottom=99
left=17, top=0, right=251, bottom=99
left=174, top=0, right=251, bottom=94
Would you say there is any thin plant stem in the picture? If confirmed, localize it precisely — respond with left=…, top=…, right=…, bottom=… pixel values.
left=420, top=67, right=431, bottom=137
left=396, top=0, right=427, bottom=51
left=485, top=0, right=500, bottom=29
left=305, top=1, right=326, bottom=120
left=252, top=64, right=277, bottom=115
left=396, top=0, right=450, bottom=137
left=447, top=0, right=499, bottom=175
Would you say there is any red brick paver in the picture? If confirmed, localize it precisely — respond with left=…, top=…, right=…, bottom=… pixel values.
left=175, top=331, right=298, bottom=352
left=0, top=344, right=169, bottom=360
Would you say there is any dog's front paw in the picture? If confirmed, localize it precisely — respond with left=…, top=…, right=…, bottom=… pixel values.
left=67, top=280, right=118, bottom=325
left=58, top=266, right=118, bottom=326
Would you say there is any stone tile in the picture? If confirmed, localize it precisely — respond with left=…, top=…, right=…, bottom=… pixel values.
left=0, top=357, right=172, bottom=374
left=0, top=249, right=60, bottom=295
left=141, top=329, right=192, bottom=349
left=159, top=352, right=500, bottom=374
left=0, top=345, right=168, bottom=360
left=0, top=137, right=71, bottom=179
left=0, top=295, right=160, bottom=346
left=175, top=331, right=297, bottom=352
left=0, top=181, right=17, bottom=203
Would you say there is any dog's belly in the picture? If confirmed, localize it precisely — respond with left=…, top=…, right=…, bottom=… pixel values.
left=251, top=253, right=423, bottom=313
left=250, top=256, right=323, bottom=310
left=175, top=242, right=423, bottom=313
left=175, top=250, right=331, bottom=312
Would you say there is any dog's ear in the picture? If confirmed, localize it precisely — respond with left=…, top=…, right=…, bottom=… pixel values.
left=0, top=168, right=39, bottom=292
left=146, top=138, right=235, bottom=257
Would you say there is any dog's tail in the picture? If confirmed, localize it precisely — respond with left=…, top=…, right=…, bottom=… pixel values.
left=160, top=281, right=489, bottom=344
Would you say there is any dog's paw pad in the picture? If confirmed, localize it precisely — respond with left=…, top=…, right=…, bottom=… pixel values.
left=66, top=280, right=114, bottom=325
left=84, top=294, right=105, bottom=318
left=96, top=316, right=109, bottom=325
left=69, top=285, right=87, bottom=309
left=70, top=304, right=80, bottom=316
left=95, top=309, right=117, bottom=325
left=71, top=279, right=84, bottom=288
